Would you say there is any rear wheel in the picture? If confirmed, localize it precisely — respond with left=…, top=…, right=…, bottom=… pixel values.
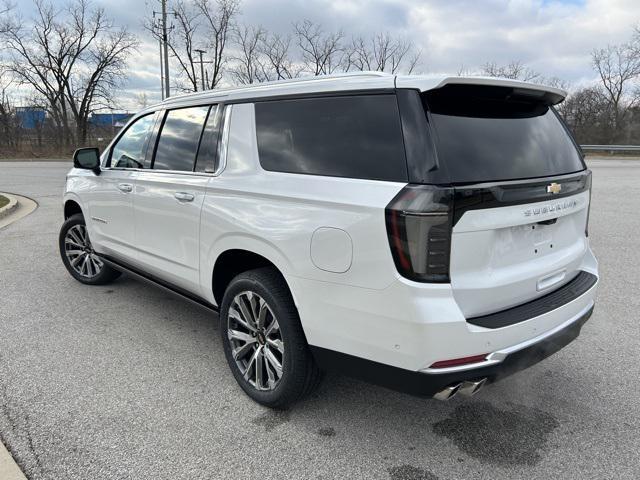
left=59, top=213, right=121, bottom=285
left=220, top=267, right=322, bottom=408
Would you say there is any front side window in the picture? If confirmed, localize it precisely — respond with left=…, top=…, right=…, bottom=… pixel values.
left=153, top=106, right=210, bottom=172
left=254, top=95, right=408, bottom=182
left=110, top=113, right=156, bottom=168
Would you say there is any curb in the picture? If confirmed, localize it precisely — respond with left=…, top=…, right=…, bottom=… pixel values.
left=0, top=440, right=26, bottom=480
left=0, top=194, right=19, bottom=219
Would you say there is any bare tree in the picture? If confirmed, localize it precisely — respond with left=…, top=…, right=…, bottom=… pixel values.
left=1, top=0, right=138, bottom=145
left=229, top=24, right=266, bottom=85
left=345, top=32, right=421, bottom=74
left=0, top=69, right=20, bottom=151
left=0, top=1, right=14, bottom=34
left=294, top=20, right=344, bottom=75
left=134, top=92, right=150, bottom=109
left=168, top=0, right=202, bottom=92
left=542, top=76, right=570, bottom=90
left=259, top=32, right=299, bottom=80
left=196, top=0, right=240, bottom=89
left=558, top=86, right=615, bottom=143
left=481, top=60, right=541, bottom=82
left=406, top=49, right=422, bottom=74
left=591, top=40, right=640, bottom=131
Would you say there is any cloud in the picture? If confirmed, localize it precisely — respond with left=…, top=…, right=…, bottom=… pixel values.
left=10, top=0, right=640, bottom=109
left=404, top=0, right=639, bottom=80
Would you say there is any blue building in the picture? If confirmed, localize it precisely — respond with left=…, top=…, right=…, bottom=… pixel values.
left=90, top=112, right=133, bottom=128
left=16, top=107, right=46, bottom=129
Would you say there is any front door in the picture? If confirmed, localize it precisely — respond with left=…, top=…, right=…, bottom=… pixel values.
left=88, top=112, right=157, bottom=262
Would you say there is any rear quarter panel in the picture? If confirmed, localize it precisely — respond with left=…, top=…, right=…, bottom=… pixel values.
left=199, top=103, right=405, bottom=304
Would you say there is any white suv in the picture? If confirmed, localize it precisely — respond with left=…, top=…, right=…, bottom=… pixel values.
left=60, top=72, right=598, bottom=408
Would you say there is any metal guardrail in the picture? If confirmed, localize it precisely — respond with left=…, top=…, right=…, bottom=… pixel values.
left=581, top=145, right=640, bottom=152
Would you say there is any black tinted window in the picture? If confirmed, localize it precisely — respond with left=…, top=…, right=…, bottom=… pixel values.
left=424, top=85, right=584, bottom=183
left=110, top=114, right=156, bottom=168
left=195, top=105, right=221, bottom=173
left=153, top=106, right=209, bottom=171
left=255, top=95, right=408, bottom=182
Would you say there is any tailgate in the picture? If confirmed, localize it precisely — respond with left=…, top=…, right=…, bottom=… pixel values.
left=450, top=173, right=591, bottom=317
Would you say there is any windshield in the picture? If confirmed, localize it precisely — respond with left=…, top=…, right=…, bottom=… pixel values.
left=424, top=85, right=585, bottom=184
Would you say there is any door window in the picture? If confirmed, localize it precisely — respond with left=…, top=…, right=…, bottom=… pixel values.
left=153, top=106, right=210, bottom=172
left=194, top=105, right=222, bottom=173
left=110, top=113, right=156, bottom=169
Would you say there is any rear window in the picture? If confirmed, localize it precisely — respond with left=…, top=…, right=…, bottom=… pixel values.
left=255, top=95, right=408, bottom=182
left=424, top=85, right=584, bottom=184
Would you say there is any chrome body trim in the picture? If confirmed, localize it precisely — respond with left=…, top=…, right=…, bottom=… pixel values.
left=420, top=300, right=595, bottom=375
left=216, top=105, right=232, bottom=176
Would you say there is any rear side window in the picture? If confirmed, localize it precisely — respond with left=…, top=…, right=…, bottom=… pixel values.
left=195, top=105, right=222, bottom=173
left=153, top=106, right=209, bottom=172
left=424, top=85, right=584, bottom=184
left=255, top=95, right=408, bottom=182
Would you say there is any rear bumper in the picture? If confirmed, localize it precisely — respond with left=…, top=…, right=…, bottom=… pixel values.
left=311, top=303, right=593, bottom=398
left=294, top=245, right=598, bottom=373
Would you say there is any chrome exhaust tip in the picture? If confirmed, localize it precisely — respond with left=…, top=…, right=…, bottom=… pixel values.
left=433, top=383, right=463, bottom=401
left=458, top=378, right=487, bottom=397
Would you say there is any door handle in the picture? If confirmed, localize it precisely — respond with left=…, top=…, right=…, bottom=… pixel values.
left=117, top=183, right=133, bottom=193
left=174, top=192, right=195, bottom=202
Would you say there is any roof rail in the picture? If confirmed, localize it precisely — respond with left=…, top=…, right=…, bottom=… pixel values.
left=161, top=71, right=393, bottom=105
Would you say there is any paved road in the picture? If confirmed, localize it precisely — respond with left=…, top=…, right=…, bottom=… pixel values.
left=0, top=159, right=638, bottom=480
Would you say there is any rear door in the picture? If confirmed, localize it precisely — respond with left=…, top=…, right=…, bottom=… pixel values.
left=423, top=85, right=590, bottom=318
left=133, top=104, right=220, bottom=294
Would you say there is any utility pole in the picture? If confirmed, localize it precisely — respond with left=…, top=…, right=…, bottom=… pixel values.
left=158, top=35, right=165, bottom=100
left=161, top=0, right=170, bottom=99
left=194, top=49, right=212, bottom=91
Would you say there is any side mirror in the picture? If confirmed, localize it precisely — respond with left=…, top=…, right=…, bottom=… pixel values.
left=73, top=147, right=101, bottom=175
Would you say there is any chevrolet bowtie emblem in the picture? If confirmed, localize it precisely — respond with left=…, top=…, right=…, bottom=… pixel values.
left=546, top=182, right=562, bottom=194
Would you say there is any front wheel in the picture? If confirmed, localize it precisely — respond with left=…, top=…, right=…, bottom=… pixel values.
left=59, top=213, right=121, bottom=285
left=220, top=267, right=322, bottom=408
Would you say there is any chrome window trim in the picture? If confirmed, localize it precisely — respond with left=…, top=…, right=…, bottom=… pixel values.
left=102, top=104, right=232, bottom=178
left=102, top=166, right=215, bottom=177
left=215, top=105, right=232, bottom=176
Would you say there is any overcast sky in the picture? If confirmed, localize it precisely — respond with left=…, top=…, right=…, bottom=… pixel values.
left=15, top=0, right=640, bottom=110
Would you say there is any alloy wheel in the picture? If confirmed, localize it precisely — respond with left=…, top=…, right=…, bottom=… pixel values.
left=227, top=291, right=284, bottom=391
left=64, top=224, right=104, bottom=278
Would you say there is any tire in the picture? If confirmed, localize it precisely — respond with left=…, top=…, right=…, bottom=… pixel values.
left=220, top=267, right=322, bottom=408
left=59, top=213, right=121, bottom=285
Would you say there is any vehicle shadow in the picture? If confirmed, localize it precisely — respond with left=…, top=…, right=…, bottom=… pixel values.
left=112, top=273, right=582, bottom=471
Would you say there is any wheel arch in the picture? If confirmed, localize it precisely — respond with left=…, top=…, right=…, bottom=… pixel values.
left=211, top=248, right=295, bottom=307
left=64, top=198, right=83, bottom=219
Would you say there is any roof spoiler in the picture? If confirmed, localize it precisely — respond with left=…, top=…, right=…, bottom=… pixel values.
left=398, top=75, right=567, bottom=106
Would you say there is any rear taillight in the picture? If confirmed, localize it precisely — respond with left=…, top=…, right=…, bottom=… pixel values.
left=385, top=185, right=454, bottom=283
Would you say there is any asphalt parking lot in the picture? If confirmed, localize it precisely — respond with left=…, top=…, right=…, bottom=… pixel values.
left=0, top=158, right=639, bottom=479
